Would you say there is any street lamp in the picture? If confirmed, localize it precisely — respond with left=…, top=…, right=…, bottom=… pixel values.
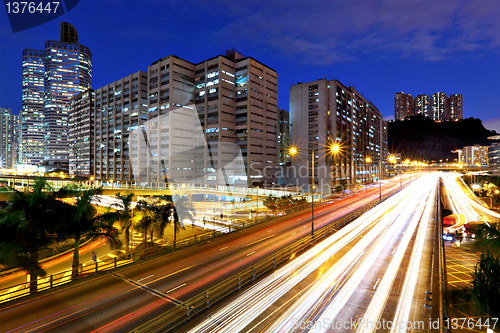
left=491, top=189, right=500, bottom=209
left=311, top=149, right=315, bottom=236
left=330, top=143, right=340, bottom=188
left=288, top=146, right=316, bottom=236
left=366, top=157, right=372, bottom=183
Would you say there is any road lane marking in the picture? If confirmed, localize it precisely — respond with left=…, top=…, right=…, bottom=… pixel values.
left=166, top=283, right=186, bottom=294
left=246, top=234, right=275, bottom=247
left=219, top=246, right=228, bottom=251
left=247, top=251, right=256, bottom=256
left=112, top=273, right=186, bottom=307
left=137, top=275, right=153, bottom=283
left=392, top=248, right=396, bottom=255
left=267, top=229, right=273, bottom=232
left=290, top=232, right=296, bottom=236
left=373, top=278, right=381, bottom=290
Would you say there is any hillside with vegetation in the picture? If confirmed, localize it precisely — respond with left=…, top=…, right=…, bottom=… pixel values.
left=388, top=116, right=498, bottom=162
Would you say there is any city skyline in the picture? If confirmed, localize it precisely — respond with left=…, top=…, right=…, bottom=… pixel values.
left=0, top=0, right=499, bottom=134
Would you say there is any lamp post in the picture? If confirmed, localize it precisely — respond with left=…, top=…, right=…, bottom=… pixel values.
left=311, top=149, right=315, bottom=236
left=366, top=157, right=372, bottom=183
left=330, top=143, right=340, bottom=191
left=289, top=146, right=314, bottom=235
left=491, top=189, right=499, bottom=209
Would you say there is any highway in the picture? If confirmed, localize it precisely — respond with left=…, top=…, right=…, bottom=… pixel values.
left=184, top=173, right=440, bottom=333
left=0, top=176, right=410, bottom=332
left=442, top=173, right=500, bottom=225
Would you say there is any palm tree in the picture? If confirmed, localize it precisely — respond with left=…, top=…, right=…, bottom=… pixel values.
left=0, top=178, right=65, bottom=294
left=151, top=202, right=175, bottom=244
left=56, top=188, right=121, bottom=280
left=113, top=192, right=135, bottom=257
left=475, top=223, right=500, bottom=255
left=174, top=196, right=194, bottom=227
left=133, top=200, right=158, bottom=248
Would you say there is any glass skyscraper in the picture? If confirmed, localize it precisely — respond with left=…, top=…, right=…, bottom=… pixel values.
left=21, top=22, right=92, bottom=166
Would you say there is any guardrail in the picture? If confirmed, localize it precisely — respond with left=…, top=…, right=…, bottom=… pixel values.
left=0, top=184, right=403, bottom=306
left=438, top=179, right=449, bottom=333
left=0, top=198, right=328, bottom=304
left=131, top=186, right=405, bottom=333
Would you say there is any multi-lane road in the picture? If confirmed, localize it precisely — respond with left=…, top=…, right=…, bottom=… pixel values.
left=185, top=173, right=441, bottom=333
left=0, top=176, right=409, bottom=332
left=442, top=173, right=500, bottom=224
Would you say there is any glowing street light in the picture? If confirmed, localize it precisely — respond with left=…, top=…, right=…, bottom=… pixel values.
left=288, top=145, right=316, bottom=236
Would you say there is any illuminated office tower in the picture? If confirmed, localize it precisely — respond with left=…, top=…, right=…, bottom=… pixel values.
left=0, top=108, right=19, bottom=168
left=21, top=49, right=45, bottom=164
left=21, top=22, right=92, bottom=167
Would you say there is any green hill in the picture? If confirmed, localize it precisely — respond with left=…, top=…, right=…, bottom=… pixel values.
left=388, top=116, right=497, bottom=162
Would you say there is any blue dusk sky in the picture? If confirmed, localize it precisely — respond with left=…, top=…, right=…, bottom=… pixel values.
left=1, top=0, right=499, bottom=132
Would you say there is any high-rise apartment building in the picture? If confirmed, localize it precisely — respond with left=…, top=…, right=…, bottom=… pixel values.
left=290, top=79, right=388, bottom=194
left=430, top=92, right=447, bottom=121
left=21, top=22, right=92, bottom=167
left=94, top=71, right=149, bottom=183
left=69, top=89, right=94, bottom=176
left=414, top=94, right=429, bottom=117
left=394, top=92, right=413, bottom=120
left=142, top=50, right=278, bottom=187
left=457, top=145, right=489, bottom=166
left=278, top=108, right=290, bottom=165
left=447, top=94, right=463, bottom=120
left=94, top=51, right=279, bottom=187
left=488, top=136, right=500, bottom=176
left=0, top=108, right=19, bottom=168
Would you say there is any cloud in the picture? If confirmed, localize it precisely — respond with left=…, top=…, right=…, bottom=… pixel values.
left=200, top=0, right=500, bottom=65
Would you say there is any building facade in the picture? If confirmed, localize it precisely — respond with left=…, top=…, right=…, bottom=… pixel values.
left=0, top=108, right=19, bottom=168
left=278, top=108, right=290, bottom=165
left=93, top=51, right=279, bottom=187
left=414, top=94, right=429, bottom=117
left=487, top=135, right=500, bottom=176
left=457, top=145, right=489, bottom=166
left=69, top=89, right=94, bottom=176
left=290, top=79, right=388, bottom=194
left=21, top=49, right=45, bottom=165
left=394, top=92, right=413, bottom=120
left=21, top=22, right=92, bottom=167
left=447, top=94, right=463, bottom=121
left=430, top=92, right=448, bottom=121
left=94, top=71, right=149, bottom=184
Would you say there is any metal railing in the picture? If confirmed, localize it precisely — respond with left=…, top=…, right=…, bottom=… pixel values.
left=0, top=185, right=402, bottom=307
left=0, top=198, right=327, bottom=304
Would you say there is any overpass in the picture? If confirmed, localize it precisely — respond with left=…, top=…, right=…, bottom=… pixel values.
left=0, top=175, right=305, bottom=204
